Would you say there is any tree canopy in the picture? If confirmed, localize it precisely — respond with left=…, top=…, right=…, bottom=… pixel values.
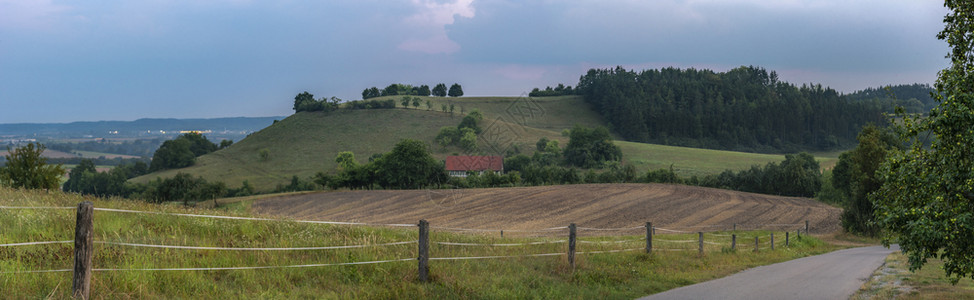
left=0, top=143, right=65, bottom=190
left=563, top=125, right=622, bottom=168
left=149, top=133, right=218, bottom=172
left=448, top=83, right=464, bottom=97
left=873, top=0, right=974, bottom=283
left=432, top=83, right=447, bottom=97
left=833, top=125, right=900, bottom=236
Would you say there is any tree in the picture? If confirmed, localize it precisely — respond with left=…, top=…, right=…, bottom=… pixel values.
left=149, top=133, right=217, bottom=172
left=219, top=139, right=233, bottom=150
left=432, top=83, right=448, bottom=97
left=425, top=99, right=432, bottom=110
left=418, top=85, right=431, bottom=96
left=384, top=84, right=400, bottom=97
left=63, top=159, right=97, bottom=193
left=374, top=139, right=447, bottom=189
left=873, top=1, right=974, bottom=283
left=435, top=126, right=461, bottom=148
left=0, top=143, right=65, bottom=190
left=449, top=102, right=455, bottom=115
left=441, top=103, right=448, bottom=112
left=458, top=114, right=481, bottom=134
left=292, top=91, right=315, bottom=112
left=149, top=138, right=194, bottom=172
left=335, top=151, right=358, bottom=171
left=563, top=125, right=622, bottom=168
left=838, top=125, right=896, bottom=236
left=459, top=128, right=478, bottom=152
left=448, top=83, right=464, bottom=97
left=412, top=97, right=421, bottom=109
left=400, top=96, right=412, bottom=108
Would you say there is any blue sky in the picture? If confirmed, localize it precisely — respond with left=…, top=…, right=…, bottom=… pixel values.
left=0, top=0, right=949, bottom=123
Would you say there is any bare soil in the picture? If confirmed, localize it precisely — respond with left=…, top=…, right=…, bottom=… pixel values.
left=252, top=183, right=841, bottom=235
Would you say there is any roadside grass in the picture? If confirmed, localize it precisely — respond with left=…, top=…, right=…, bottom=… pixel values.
left=854, top=252, right=974, bottom=300
left=2, top=187, right=840, bottom=299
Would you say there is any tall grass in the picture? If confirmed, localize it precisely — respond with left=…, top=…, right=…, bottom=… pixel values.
left=1, top=187, right=840, bottom=299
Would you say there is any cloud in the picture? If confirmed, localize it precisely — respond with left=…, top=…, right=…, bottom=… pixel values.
left=0, top=0, right=71, bottom=30
left=398, top=0, right=475, bottom=54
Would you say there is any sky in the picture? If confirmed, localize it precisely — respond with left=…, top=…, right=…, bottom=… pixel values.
left=0, top=0, right=950, bottom=123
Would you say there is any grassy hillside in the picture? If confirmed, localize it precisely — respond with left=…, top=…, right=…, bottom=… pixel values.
left=134, top=96, right=842, bottom=191
left=2, top=187, right=841, bottom=299
left=385, top=95, right=609, bottom=133
left=133, top=109, right=461, bottom=190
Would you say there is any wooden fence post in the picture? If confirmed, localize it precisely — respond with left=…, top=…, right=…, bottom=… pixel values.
left=731, top=234, right=736, bottom=250
left=786, top=232, right=790, bottom=247
left=733, top=223, right=737, bottom=231
left=805, top=220, right=809, bottom=234
left=646, top=222, right=653, bottom=254
left=73, top=201, right=94, bottom=300
left=797, top=229, right=801, bottom=239
left=754, top=236, right=759, bottom=252
left=418, top=219, right=429, bottom=282
left=568, top=223, right=577, bottom=269
left=770, top=233, right=775, bottom=250
left=698, top=232, right=704, bottom=256
left=500, top=230, right=503, bottom=238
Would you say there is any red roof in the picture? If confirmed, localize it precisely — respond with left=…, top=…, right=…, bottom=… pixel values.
left=445, top=156, right=504, bottom=172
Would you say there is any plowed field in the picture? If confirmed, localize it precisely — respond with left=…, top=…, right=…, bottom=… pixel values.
left=252, top=183, right=841, bottom=235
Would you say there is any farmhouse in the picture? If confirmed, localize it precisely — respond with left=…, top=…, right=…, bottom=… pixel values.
left=445, top=156, right=504, bottom=177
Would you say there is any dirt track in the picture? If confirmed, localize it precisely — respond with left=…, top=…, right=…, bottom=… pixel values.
left=252, top=183, right=841, bottom=234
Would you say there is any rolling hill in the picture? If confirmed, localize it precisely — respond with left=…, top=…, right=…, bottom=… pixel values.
left=133, top=96, right=839, bottom=191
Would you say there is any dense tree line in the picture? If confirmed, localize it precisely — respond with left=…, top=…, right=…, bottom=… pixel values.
left=635, top=153, right=823, bottom=197
left=362, top=83, right=462, bottom=99
left=844, top=83, right=938, bottom=113
left=529, top=84, right=575, bottom=97
left=576, top=66, right=888, bottom=152
left=62, top=159, right=148, bottom=197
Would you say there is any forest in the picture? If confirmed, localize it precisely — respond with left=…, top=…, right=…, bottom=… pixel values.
left=575, top=66, right=889, bottom=152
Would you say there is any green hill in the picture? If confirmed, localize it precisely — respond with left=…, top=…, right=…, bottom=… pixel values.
left=134, top=96, right=838, bottom=191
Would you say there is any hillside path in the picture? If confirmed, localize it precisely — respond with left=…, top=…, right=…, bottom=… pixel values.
left=638, top=245, right=899, bottom=300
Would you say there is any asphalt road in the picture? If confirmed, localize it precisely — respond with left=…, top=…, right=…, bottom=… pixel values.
left=639, top=245, right=899, bottom=300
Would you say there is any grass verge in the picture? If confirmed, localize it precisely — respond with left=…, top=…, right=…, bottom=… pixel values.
left=854, top=251, right=974, bottom=300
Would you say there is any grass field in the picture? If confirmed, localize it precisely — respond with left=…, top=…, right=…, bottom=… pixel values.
left=619, top=141, right=840, bottom=178
left=1, top=187, right=842, bottom=299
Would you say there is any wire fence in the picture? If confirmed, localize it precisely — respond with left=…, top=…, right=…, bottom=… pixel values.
left=0, top=202, right=813, bottom=293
